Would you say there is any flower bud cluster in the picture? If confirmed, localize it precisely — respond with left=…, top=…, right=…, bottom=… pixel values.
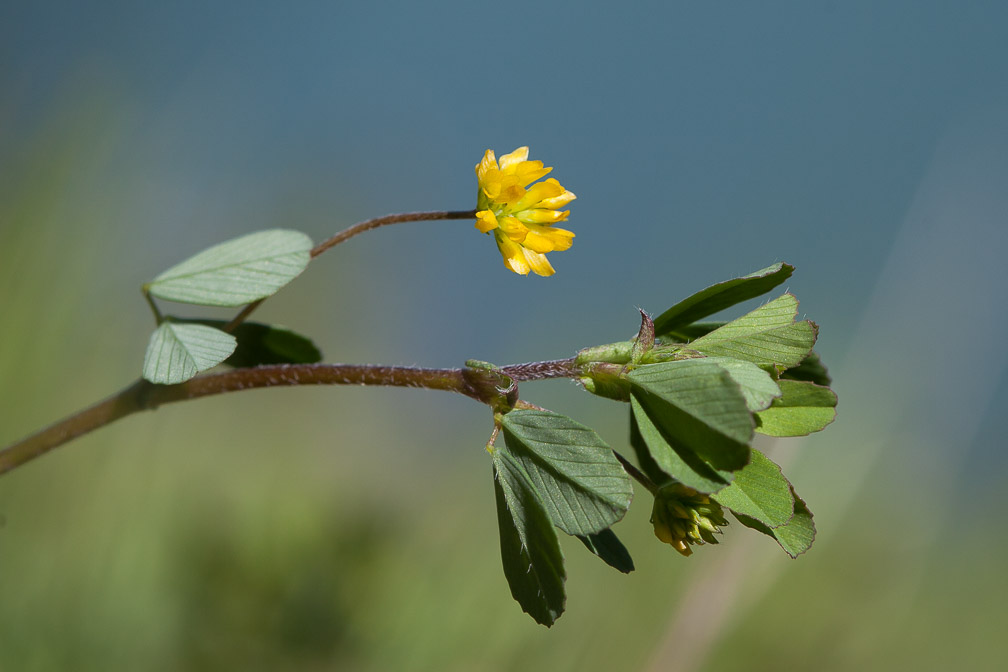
left=650, top=482, right=728, bottom=557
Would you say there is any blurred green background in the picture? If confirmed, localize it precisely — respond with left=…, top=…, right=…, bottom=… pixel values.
left=2, top=2, right=1007, bottom=670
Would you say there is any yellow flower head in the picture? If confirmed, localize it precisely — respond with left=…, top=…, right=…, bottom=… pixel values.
left=475, top=146, right=576, bottom=276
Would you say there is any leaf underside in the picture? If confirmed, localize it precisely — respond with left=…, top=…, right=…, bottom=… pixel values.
left=755, top=379, right=838, bottom=436
left=147, top=229, right=313, bottom=306
left=713, top=448, right=794, bottom=528
left=577, top=529, right=635, bottom=574
left=734, top=485, right=816, bottom=557
left=177, top=319, right=323, bottom=367
left=142, top=322, right=237, bottom=384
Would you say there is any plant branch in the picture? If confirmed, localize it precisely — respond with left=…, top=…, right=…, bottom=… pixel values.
left=0, top=358, right=578, bottom=477
left=225, top=209, right=477, bottom=331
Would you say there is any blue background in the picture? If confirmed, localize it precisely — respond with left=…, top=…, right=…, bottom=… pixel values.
left=2, top=2, right=1007, bottom=669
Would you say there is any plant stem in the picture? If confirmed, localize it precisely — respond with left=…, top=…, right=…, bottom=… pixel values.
left=0, top=359, right=578, bottom=477
left=613, top=451, right=658, bottom=494
left=143, top=290, right=163, bottom=324
left=310, top=210, right=477, bottom=258
left=224, top=209, right=477, bottom=331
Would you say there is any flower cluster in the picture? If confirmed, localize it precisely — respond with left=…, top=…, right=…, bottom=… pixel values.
left=651, top=482, right=728, bottom=557
left=475, top=147, right=576, bottom=276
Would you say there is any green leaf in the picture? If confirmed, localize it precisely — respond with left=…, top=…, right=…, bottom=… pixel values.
left=492, top=451, right=566, bottom=627
left=687, top=294, right=817, bottom=370
left=628, top=406, right=680, bottom=488
left=706, top=357, right=782, bottom=412
left=755, top=380, right=838, bottom=437
left=501, top=409, right=633, bottom=537
left=653, top=263, right=793, bottom=337
left=712, top=448, right=794, bottom=528
left=630, top=398, right=733, bottom=494
left=658, top=321, right=724, bottom=343
left=628, top=360, right=753, bottom=471
left=142, top=322, right=237, bottom=384
left=577, top=529, right=635, bottom=574
left=780, top=350, right=832, bottom=386
left=146, top=229, right=313, bottom=306
left=177, top=319, right=322, bottom=367
left=734, top=486, right=816, bottom=558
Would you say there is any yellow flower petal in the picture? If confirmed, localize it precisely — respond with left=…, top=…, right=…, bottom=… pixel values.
left=515, top=208, right=570, bottom=225
left=496, top=180, right=526, bottom=204
left=497, top=215, right=528, bottom=243
left=538, top=188, right=576, bottom=210
left=475, top=210, right=499, bottom=233
left=498, top=146, right=529, bottom=170
left=521, top=229, right=555, bottom=253
left=512, top=162, right=551, bottom=188
left=494, top=231, right=531, bottom=275
left=513, top=178, right=566, bottom=211
left=522, top=248, right=555, bottom=276
left=475, top=150, right=498, bottom=180
left=527, top=223, right=574, bottom=251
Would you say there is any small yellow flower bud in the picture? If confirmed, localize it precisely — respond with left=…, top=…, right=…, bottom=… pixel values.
left=650, top=482, right=728, bottom=556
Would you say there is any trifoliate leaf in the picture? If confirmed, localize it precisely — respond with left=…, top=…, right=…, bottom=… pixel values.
left=501, top=409, right=632, bottom=537
left=755, top=379, right=838, bottom=437
left=713, top=448, right=794, bottom=528
left=146, top=229, right=313, bottom=306
left=653, top=263, right=793, bottom=337
left=734, top=485, right=816, bottom=558
left=142, top=322, right=237, bottom=384
left=628, top=360, right=753, bottom=471
left=687, top=294, right=817, bottom=370
left=577, top=528, right=635, bottom=574
left=492, top=451, right=566, bottom=627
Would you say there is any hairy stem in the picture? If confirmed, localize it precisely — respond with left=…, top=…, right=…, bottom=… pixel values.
left=225, top=209, right=477, bottom=330
left=0, top=359, right=578, bottom=477
left=310, top=210, right=477, bottom=258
